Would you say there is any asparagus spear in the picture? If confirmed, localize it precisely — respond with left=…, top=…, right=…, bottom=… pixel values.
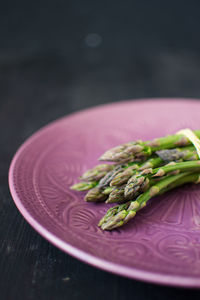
left=124, top=160, right=200, bottom=198
left=105, top=185, right=126, bottom=204
left=70, top=181, right=98, bottom=191
left=83, top=186, right=115, bottom=202
left=80, top=164, right=115, bottom=181
left=99, top=142, right=151, bottom=163
left=99, top=172, right=200, bottom=230
left=99, top=130, right=200, bottom=163
left=156, top=146, right=198, bottom=162
left=84, top=186, right=108, bottom=202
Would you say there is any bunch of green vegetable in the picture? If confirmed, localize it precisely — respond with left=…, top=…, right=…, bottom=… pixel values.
left=71, top=130, right=200, bottom=230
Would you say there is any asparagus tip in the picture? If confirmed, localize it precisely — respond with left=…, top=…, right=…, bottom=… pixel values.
left=100, top=210, right=127, bottom=230
left=70, top=183, right=85, bottom=191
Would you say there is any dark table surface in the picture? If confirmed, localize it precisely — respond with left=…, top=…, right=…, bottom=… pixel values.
left=1, top=1, right=200, bottom=299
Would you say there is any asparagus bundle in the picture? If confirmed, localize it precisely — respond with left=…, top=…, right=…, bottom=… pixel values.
left=70, top=130, right=200, bottom=231
left=71, top=146, right=198, bottom=201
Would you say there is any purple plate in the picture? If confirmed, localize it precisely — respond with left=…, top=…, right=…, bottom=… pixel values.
left=9, top=99, right=200, bottom=288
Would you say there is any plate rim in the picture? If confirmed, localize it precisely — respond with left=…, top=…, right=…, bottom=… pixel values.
left=8, top=98, right=200, bottom=288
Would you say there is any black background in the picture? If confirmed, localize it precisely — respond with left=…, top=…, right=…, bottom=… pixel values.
left=1, top=1, right=200, bottom=299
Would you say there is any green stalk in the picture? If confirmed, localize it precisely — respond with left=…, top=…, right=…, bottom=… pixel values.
left=99, top=172, right=200, bottom=230
left=152, top=160, right=200, bottom=177
left=84, top=187, right=108, bottom=202
left=99, top=131, right=200, bottom=163
left=146, top=131, right=200, bottom=151
left=80, top=164, right=115, bottom=182
left=156, top=146, right=198, bottom=162
left=70, top=181, right=98, bottom=191
left=125, top=160, right=200, bottom=198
